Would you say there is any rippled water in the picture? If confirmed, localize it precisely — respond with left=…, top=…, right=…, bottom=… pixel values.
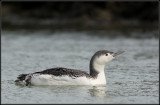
left=2, top=30, right=159, bottom=104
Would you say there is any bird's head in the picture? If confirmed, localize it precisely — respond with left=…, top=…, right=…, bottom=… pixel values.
left=92, top=50, right=125, bottom=65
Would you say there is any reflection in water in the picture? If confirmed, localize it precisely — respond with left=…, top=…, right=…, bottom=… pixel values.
left=89, top=86, right=106, bottom=97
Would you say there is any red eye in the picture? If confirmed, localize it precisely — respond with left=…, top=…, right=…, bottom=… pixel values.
left=106, top=54, right=108, bottom=56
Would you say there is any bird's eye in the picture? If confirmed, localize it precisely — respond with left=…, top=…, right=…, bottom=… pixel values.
left=106, top=54, right=108, bottom=56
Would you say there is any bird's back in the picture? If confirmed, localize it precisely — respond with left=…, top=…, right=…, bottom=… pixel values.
left=15, top=67, right=92, bottom=86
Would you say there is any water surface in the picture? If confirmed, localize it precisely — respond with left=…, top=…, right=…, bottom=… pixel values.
left=2, top=30, right=159, bottom=104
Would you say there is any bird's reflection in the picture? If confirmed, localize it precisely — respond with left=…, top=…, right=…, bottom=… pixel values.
left=88, top=86, right=106, bottom=97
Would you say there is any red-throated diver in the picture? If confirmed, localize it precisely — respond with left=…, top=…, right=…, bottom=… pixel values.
left=15, top=50, right=124, bottom=86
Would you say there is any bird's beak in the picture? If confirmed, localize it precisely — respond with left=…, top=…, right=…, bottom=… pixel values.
left=112, top=51, right=125, bottom=57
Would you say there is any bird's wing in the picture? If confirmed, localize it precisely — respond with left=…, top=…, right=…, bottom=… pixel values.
left=33, top=67, right=91, bottom=78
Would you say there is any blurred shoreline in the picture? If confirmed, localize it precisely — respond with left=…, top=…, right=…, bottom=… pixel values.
left=2, top=16, right=158, bottom=31
left=2, top=2, right=158, bottom=31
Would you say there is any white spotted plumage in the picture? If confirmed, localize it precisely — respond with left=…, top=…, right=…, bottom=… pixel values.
left=15, top=50, right=124, bottom=86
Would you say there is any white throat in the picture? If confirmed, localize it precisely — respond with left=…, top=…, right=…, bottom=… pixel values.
left=93, top=62, right=105, bottom=73
left=91, top=62, right=106, bottom=85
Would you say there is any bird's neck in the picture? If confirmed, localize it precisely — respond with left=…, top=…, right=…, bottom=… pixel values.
left=90, top=59, right=105, bottom=78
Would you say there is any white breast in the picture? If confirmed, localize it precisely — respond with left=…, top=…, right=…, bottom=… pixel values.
left=90, top=72, right=106, bottom=85
left=30, top=73, right=106, bottom=86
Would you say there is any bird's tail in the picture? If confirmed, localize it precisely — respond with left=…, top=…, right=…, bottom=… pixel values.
left=15, top=74, right=32, bottom=86
left=15, top=74, right=28, bottom=82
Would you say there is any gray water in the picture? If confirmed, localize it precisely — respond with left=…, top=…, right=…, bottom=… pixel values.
left=2, top=30, right=159, bottom=104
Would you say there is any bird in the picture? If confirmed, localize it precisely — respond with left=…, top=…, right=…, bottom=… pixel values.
left=15, top=50, right=124, bottom=86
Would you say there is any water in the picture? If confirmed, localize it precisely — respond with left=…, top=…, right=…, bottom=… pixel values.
left=2, top=30, right=159, bottom=104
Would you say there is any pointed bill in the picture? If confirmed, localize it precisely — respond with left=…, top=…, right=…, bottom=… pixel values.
left=113, top=51, right=125, bottom=57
